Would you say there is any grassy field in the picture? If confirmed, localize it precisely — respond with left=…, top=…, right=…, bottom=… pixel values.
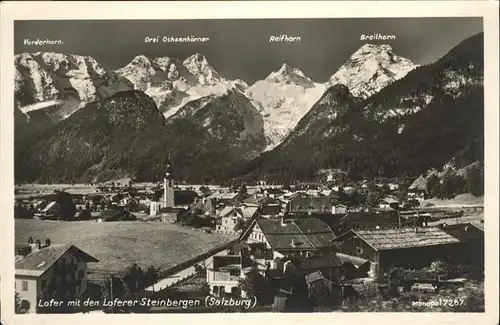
left=16, top=219, right=236, bottom=272
left=421, top=194, right=484, bottom=208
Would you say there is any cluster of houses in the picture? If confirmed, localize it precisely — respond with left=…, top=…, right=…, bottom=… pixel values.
left=13, top=170, right=483, bottom=312
left=204, top=217, right=484, bottom=308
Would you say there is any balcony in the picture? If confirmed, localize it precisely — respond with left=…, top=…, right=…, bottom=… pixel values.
left=53, top=263, right=79, bottom=274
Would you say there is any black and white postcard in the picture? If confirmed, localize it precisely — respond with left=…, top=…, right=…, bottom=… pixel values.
left=1, top=1, right=499, bottom=325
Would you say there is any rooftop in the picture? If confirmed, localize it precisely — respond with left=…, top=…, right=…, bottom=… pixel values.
left=246, top=218, right=337, bottom=251
left=344, top=227, right=462, bottom=250
left=15, top=244, right=98, bottom=277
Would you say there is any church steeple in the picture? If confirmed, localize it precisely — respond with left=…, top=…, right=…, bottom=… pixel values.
left=165, top=154, right=174, bottom=180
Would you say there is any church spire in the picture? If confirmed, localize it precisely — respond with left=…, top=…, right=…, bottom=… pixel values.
left=165, top=154, right=174, bottom=180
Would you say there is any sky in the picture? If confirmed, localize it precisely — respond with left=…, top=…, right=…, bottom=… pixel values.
left=15, top=18, right=483, bottom=84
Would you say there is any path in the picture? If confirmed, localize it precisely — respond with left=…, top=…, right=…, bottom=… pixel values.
left=144, top=266, right=196, bottom=292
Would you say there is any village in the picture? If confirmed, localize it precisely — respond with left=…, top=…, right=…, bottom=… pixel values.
left=13, top=165, right=485, bottom=314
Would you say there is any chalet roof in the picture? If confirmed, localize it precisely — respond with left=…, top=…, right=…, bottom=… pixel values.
left=440, top=223, right=484, bottom=242
left=15, top=244, right=98, bottom=277
left=209, top=192, right=238, bottom=200
left=241, top=206, right=259, bottom=219
left=334, top=227, right=462, bottom=251
left=380, top=197, right=400, bottom=204
left=251, top=218, right=336, bottom=251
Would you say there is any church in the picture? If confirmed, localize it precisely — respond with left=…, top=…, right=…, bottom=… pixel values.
left=149, top=162, right=176, bottom=216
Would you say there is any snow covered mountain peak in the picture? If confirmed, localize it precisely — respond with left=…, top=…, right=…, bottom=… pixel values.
left=328, top=43, right=417, bottom=98
left=183, top=53, right=224, bottom=85
left=264, top=63, right=315, bottom=87
left=14, top=52, right=132, bottom=113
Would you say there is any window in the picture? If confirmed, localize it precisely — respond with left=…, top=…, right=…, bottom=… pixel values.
left=41, top=279, right=47, bottom=288
left=22, top=281, right=28, bottom=291
left=78, top=270, right=85, bottom=279
left=68, top=257, right=73, bottom=264
left=355, top=247, right=364, bottom=255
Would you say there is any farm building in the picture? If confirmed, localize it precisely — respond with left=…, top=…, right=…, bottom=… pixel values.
left=331, top=224, right=484, bottom=280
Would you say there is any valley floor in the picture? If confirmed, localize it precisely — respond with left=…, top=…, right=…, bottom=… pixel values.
left=15, top=219, right=236, bottom=272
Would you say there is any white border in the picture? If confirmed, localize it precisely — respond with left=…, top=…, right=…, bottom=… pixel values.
left=1, top=1, right=498, bottom=325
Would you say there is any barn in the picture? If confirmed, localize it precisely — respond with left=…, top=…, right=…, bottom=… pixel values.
left=331, top=224, right=483, bottom=280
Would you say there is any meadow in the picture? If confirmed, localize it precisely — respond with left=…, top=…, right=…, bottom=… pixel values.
left=15, top=219, right=236, bottom=272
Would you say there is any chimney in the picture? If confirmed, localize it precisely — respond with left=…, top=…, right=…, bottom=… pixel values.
left=35, top=239, right=41, bottom=250
left=45, top=238, right=51, bottom=247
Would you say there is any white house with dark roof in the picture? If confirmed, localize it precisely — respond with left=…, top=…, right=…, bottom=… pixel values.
left=15, top=242, right=99, bottom=313
left=240, top=218, right=338, bottom=259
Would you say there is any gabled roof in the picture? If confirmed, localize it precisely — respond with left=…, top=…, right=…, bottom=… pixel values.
left=15, top=244, right=99, bottom=277
left=333, top=227, right=462, bottom=251
left=241, top=206, right=259, bottom=219
left=242, top=218, right=336, bottom=251
left=379, top=197, right=400, bottom=204
left=440, top=223, right=484, bottom=242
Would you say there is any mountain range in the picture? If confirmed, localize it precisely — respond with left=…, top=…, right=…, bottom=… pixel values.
left=14, top=33, right=483, bottom=185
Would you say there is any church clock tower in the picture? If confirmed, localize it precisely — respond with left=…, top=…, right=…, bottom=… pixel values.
left=163, top=161, right=175, bottom=208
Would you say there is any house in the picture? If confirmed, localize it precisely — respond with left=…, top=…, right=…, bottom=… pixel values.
left=331, top=204, right=348, bottom=214
left=407, top=189, right=427, bottom=201
left=331, top=226, right=480, bottom=280
left=15, top=242, right=99, bottom=313
left=240, top=218, right=338, bottom=258
left=216, top=207, right=244, bottom=233
left=206, top=255, right=254, bottom=298
left=208, top=191, right=240, bottom=207
left=287, top=195, right=339, bottom=214
left=378, top=197, right=401, bottom=209
left=215, top=205, right=259, bottom=233
left=190, top=196, right=216, bottom=217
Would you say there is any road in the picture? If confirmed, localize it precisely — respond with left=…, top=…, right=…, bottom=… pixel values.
left=144, top=266, right=196, bottom=292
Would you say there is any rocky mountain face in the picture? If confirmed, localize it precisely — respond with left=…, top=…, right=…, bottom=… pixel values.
left=233, top=33, right=484, bottom=183
left=14, top=52, right=133, bottom=150
left=327, top=44, right=416, bottom=99
left=167, top=88, right=266, bottom=158
left=15, top=90, right=266, bottom=183
left=246, top=46, right=415, bottom=150
left=14, top=33, right=483, bottom=186
left=116, top=53, right=246, bottom=120
left=246, top=64, right=326, bottom=150
left=15, top=90, right=167, bottom=183
left=15, top=52, right=132, bottom=115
